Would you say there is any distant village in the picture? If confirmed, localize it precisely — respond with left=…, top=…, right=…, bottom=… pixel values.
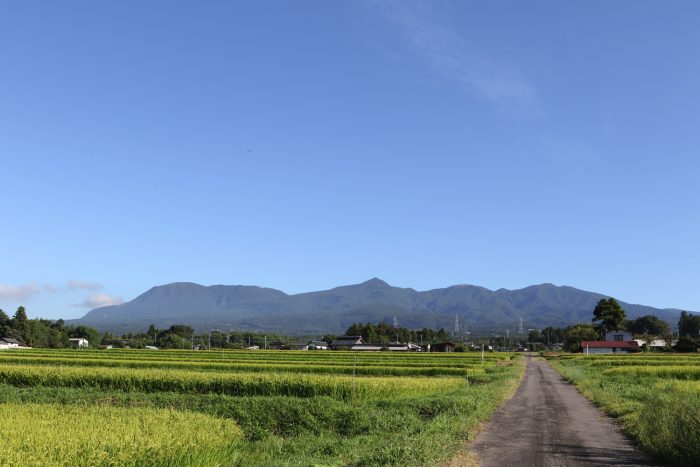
left=1, top=300, right=699, bottom=353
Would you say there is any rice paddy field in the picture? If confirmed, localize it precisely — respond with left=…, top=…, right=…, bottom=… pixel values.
left=549, top=353, right=700, bottom=466
left=0, top=348, right=523, bottom=466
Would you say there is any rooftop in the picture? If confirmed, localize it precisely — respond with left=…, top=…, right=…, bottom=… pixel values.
left=580, top=341, right=639, bottom=349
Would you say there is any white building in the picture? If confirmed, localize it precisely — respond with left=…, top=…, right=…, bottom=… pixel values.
left=604, top=331, right=634, bottom=342
left=0, top=338, right=21, bottom=349
left=69, top=337, right=89, bottom=348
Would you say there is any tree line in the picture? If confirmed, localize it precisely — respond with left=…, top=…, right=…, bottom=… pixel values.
left=0, top=306, right=99, bottom=348
left=343, top=321, right=451, bottom=345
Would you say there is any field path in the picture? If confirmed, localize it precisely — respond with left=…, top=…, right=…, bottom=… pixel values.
left=470, top=355, right=656, bottom=466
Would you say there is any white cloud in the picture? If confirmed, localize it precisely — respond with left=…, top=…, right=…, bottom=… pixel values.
left=75, top=293, right=124, bottom=309
left=0, top=284, right=40, bottom=301
left=369, top=0, right=538, bottom=114
left=67, top=280, right=103, bottom=291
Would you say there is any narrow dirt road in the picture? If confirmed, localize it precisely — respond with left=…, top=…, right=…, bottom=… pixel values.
left=471, top=356, right=656, bottom=466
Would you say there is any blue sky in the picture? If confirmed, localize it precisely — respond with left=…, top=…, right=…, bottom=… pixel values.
left=1, top=0, right=699, bottom=320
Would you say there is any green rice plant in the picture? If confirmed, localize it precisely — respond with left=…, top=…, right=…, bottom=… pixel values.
left=10, top=348, right=512, bottom=364
left=0, top=364, right=466, bottom=400
left=603, top=365, right=700, bottom=380
left=0, top=351, right=524, bottom=466
left=0, top=354, right=487, bottom=377
left=0, top=403, right=242, bottom=466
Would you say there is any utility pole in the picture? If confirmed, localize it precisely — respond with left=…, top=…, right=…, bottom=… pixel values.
left=264, top=334, right=267, bottom=350
left=518, top=317, right=524, bottom=335
left=454, top=314, right=459, bottom=337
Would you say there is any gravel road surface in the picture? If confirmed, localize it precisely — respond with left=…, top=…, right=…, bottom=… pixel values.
left=471, top=355, right=656, bottom=466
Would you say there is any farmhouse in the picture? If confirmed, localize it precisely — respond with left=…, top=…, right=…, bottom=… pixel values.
left=307, top=340, right=328, bottom=350
left=0, top=338, right=21, bottom=349
left=330, top=336, right=364, bottom=350
left=581, top=330, right=639, bottom=354
left=69, top=337, right=89, bottom=348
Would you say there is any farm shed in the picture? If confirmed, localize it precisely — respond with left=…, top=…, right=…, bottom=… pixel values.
left=429, top=342, right=456, bottom=352
left=349, top=344, right=383, bottom=351
left=386, top=343, right=422, bottom=351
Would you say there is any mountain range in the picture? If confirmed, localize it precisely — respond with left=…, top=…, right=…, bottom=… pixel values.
left=68, top=279, right=694, bottom=335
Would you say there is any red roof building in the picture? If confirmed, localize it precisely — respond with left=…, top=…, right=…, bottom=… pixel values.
left=580, top=340, right=639, bottom=354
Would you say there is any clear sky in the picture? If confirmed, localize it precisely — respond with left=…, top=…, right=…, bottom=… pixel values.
left=1, top=0, right=699, bottom=320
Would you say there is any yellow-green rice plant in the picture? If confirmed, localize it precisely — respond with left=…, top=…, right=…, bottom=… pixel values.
left=603, top=365, right=700, bottom=380
left=0, top=364, right=466, bottom=400
left=0, top=403, right=241, bottom=466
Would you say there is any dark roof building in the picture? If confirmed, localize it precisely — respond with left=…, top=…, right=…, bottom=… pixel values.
left=430, top=342, right=456, bottom=352
left=330, top=336, right=364, bottom=349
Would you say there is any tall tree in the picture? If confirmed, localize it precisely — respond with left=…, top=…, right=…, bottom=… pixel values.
left=678, top=311, right=700, bottom=341
left=626, top=315, right=671, bottom=337
left=0, top=309, right=10, bottom=336
left=13, top=306, right=28, bottom=322
left=592, top=298, right=626, bottom=333
left=564, top=323, right=601, bottom=351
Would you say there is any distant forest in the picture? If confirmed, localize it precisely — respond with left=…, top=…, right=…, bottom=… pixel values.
left=0, top=306, right=100, bottom=348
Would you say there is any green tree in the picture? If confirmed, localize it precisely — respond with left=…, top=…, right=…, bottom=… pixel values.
left=159, top=333, right=192, bottom=349
left=528, top=329, right=544, bottom=343
left=13, top=306, right=28, bottom=322
left=146, top=324, right=158, bottom=342
left=564, top=323, right=600, bottom=352
left=678, top=311, right=700, bottom=342
left=626, top=314, right=671, bottom=338
left=10, top=306, right=29, bottom=341
left=0, top=309, right=10, bottom=336
left=592, top=298, right=626, bottom=333
left=167, top=325, right=194, bottom=340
